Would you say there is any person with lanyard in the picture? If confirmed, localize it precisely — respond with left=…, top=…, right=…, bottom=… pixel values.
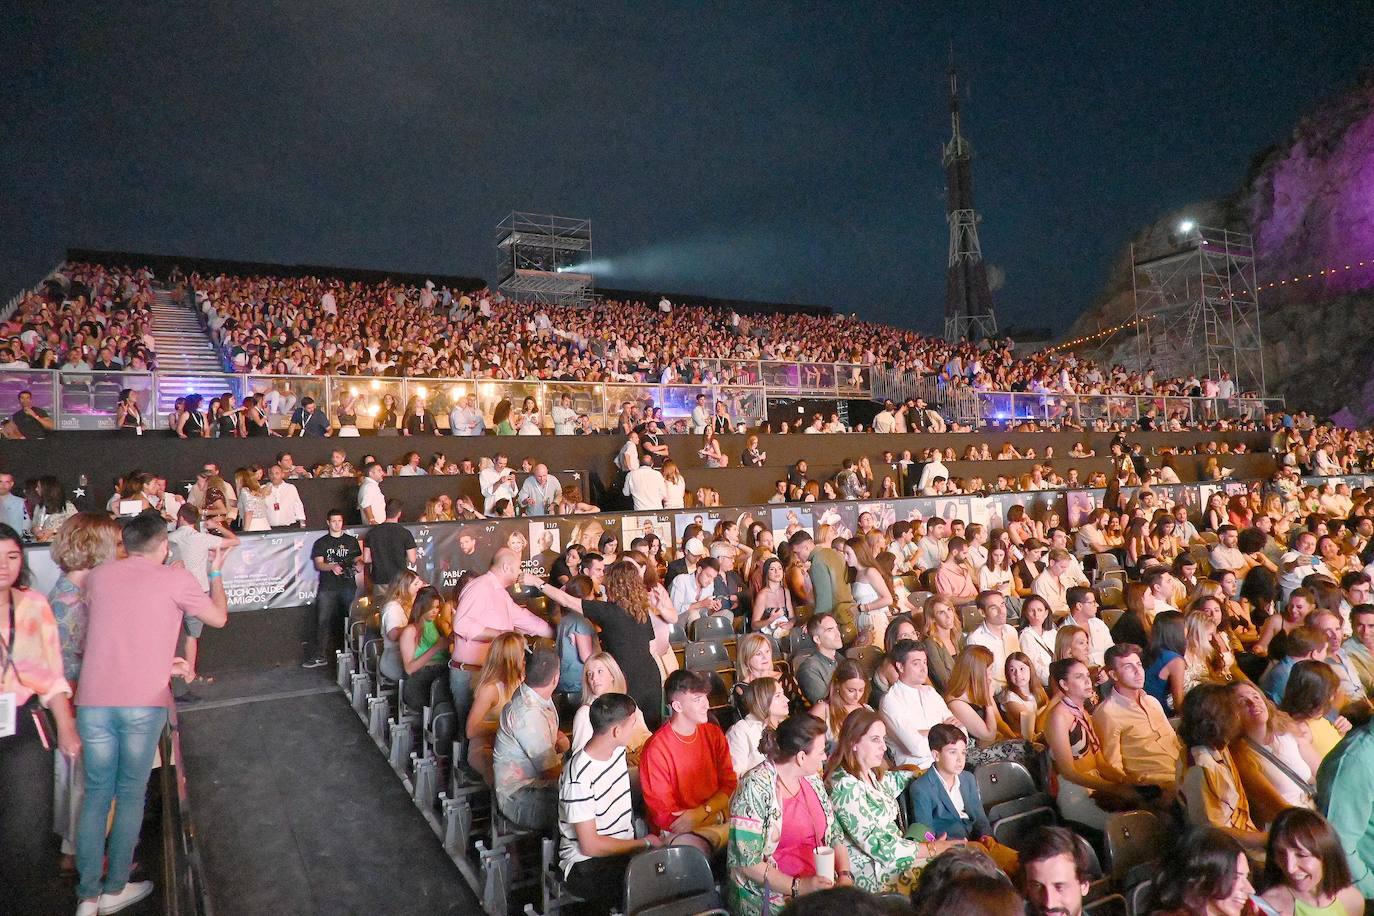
left=0, top=523, right=81, bottom=906
left=115, top=388, right=145, bottom=436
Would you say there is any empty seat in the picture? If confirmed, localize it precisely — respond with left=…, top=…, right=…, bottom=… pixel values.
left=684, top=640, right=731, bottom=672
left=990, top=805, right=1057, bottom=852
left=1105, top=810, right=1167, bottom=886
left=844, top=645, right=884, bottom=679
left=1084, top=893, right=1128, bottom=916
left=977, top=760, right=1053, bottom=822
left=624, top=845, right=725, bottom=916
left=688, top=614, right=734, bottom=642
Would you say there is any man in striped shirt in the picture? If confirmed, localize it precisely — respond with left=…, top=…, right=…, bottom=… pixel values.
left=558, top=694, right=664, bottom=911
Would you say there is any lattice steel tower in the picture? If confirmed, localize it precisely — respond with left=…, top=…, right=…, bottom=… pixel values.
left=1130, top=224, right=1266, bottom=395
left=942, top=55, right=998, bottom=343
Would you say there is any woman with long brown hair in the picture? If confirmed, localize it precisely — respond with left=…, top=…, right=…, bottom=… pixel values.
left=944, top=645, right=1022, bottom=767
left=810, top=659, right=869, bottom=743
left=537, top=559, right=663, bottom=728
left=466, top=632, right=527, bottom=783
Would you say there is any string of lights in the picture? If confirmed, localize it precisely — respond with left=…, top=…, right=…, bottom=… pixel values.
left=1260, top=259, right=1370, bottom=289
left=1045, top=315, right=1156, bottom=353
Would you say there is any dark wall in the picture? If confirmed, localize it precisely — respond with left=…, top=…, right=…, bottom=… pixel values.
left=1, top=428, right=1274, bottom=523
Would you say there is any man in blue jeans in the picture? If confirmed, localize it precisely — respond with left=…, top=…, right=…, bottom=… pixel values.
left=75, top=514, right=230, bottom=915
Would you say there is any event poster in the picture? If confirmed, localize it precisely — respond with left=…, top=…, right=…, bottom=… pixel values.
left=622, top=513, right=673, bottom=551
left=220, top=530, right=319, bottom=611
left=528, top=521, right=563, bottom=579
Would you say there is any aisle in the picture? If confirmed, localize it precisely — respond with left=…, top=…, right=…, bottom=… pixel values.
left=178, top=667, right=476, bottom=916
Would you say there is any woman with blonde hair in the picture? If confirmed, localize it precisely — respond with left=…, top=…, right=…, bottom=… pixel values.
left=234, top=467, right=271, bottom=531
left=569, top=652, right=651, bottom=758
left=731, top=633, right=780, bottom=717
left=1229, top=680, right=1319, bottom=826
left=47, top=512, right=124, bottom=686
left=944, top=645, right=1022, bottom=767
left=1183, top=608, right=1236, bottom=694
left=378, top=569, right=423, bottom=684
left=662, top=459, right=686, bottom=509
left=922, top=595, right=964, bottom=693
left=466, top=632, right=528, bottom=783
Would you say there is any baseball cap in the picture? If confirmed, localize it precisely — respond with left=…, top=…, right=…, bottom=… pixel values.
left=685, top=537, right=706, bottom=557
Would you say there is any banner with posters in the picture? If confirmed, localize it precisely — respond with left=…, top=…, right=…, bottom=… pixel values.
left=39, top=474, right=1323, bottom=614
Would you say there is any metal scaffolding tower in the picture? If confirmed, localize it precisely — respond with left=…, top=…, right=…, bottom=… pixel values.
left=495, top=212, right=594, bottom=304
left=942, top=56, right=998, bottom=343
left=1130, top=224, right=1266, bottom=395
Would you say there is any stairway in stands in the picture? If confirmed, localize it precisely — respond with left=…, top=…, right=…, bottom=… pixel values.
left=150, top=287, right=224, bottom=418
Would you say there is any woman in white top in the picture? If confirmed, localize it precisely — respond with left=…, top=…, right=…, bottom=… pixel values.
left=978, top=543, right=1015, bottom=597
left=234, top=468, right=271, bottom=532
left=999, top=652, right=1049, bottom=741
left=570, top=653, right=651, bottom=759
left=661, top=459, right=686, bottom=509
left=699, top=429, right=727, bottom=468
left=517, top=396, right=542, bottom=435
left=846, top=538, right=893, bottom=645
left=1017, top=595, right=1056, bottom=686
left=1231, top=681, right=1319, bottom=824
left=725, top=676, right=789, bottom=776
left=378, top=570, right=423, bottom=683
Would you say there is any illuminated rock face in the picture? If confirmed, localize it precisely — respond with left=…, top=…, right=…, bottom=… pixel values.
left=1068, top=78, right=1374, bottom=420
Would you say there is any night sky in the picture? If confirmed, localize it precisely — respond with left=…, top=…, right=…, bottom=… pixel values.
left=3, top=3, right=1369, bottom=335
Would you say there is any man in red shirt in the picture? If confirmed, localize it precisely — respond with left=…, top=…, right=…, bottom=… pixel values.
left=638, top=670, right=736, bottom=853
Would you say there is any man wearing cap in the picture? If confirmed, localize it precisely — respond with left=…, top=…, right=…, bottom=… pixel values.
left=665, top=535, right=704, bottom=589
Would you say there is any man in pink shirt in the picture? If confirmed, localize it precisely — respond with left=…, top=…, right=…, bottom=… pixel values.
left=75, top=514, right=229, bottom=915
left=448, top=547, right=553, bottom=729
left=934, top=536, right=979, bottom=603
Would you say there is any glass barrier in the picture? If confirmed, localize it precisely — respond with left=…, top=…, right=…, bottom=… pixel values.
left=720, top=359, right=763, bottom=386
left=0, top=370, right=57, bottom=427
left=760, top=361, right=802, bottom=392
left=542, top=382, right=601, bottom=433
left=329, top=376, right=404, bottom=432
left=720, top=386, right=767, bottom=425
left=55, top=370, right=155, bottom=431
left=470, top=380, right=547, bottom=434
left=246, top=375, right=327, bottom=430
left=836, top=363, right=869, bottom=394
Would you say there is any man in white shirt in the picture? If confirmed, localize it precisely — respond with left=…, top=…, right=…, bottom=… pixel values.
left=872, top=401, right=898, bottom=434
left=669, top=558, right=722, bottom=622
left=614, top=433, right=641, bottom=473
left=623, top=456, right=668, bottom=511
left=881, top=640, right=961, bottom=769
left=518, top=464, right=562, bottom=517
left=264, top=464, right=307, bottom=528
left=1208, top=525, right=1249, bottom=575
left=557, top=693, right=662, bottom=910
left=916, top=454, right=950, bottom=495
left=479, top=453, right=510, bottom=501
left=357, top=462, right=387, bottom=525
left=1047, top=529, right=1090, bottom=585
left=550, top=393, right=578, bottom=436
left=1074, top=510, right=1111, bottom=559
left=448, top=394, right=484, bottom=436
left=914, top=518, right=948, bottom=572
left=1062, top=586, right=1113, bottom=667
left=1280, top=531, right=1328, bottom=600
left=690, top=395, right=709, bottom=434
left=966, top=591, right=1021, bottom=688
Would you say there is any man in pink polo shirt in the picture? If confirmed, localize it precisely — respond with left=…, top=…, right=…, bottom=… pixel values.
left=448, top=547, right=553, bottom=730
left=74, top=514, right=230, bottom=915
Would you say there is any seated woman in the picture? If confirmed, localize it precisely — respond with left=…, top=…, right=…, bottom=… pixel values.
left=798, top=657, right=861, bottom=736
left=397, top=586, right=451, bottom=711
left=944, top=646, right=1024, bottom=768
left=1017, top=595, right=1056, bottom=686
left=921, top=596, right=964, bottom=694
left=1184, top=609, right=1239, bottom=694
left=726, top=676, right=790, bottom=776
left=1144, top=610, right=1187, bottom=714
left=998, top=651, right=1048, bottom=741
left=1230, top=681, right=1318, bottom=827
left=1256, top=808, right=1364, bottom=916
left=1150, top=827, right=1257, bottom=916
left=570, top=652, right=651, bottom=760
left=1044, top=657, right=1134, bottom=831
left=826, top=710, right=959, bottom=896
left=731, top=633, right=781, bottom=720
left=727, top=714, right=854, bottom=916
left=465, top=632, right=527, bottom=784
left=1178, top=683, right=1266, bottom=850
left=1279, top=660, right=1351, bottom=761
left=750, top=557, right=795, bottom=638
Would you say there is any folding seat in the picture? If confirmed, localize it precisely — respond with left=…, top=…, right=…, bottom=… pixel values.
left=623, top=846, right=727, bottom=916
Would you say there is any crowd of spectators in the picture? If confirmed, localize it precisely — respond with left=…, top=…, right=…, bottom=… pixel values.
left=1, top=264, right=158, bottom=373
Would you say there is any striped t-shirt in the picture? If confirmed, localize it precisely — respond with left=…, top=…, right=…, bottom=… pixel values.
left=558, top=745, right=634, bottom=876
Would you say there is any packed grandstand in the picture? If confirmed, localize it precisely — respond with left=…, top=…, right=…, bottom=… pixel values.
left=7, top=255, right=1374, bottom=916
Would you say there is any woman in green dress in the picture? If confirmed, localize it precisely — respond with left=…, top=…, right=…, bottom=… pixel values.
left=824, top=707, right=961, bottom=895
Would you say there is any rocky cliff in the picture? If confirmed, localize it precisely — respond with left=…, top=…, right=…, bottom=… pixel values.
left=1067, top=75, right=1374, bottom=422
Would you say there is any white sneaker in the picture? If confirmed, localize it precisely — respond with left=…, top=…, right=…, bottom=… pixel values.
left=76, top=900, right=99, bottom=916
left=97, top=881, right=154, bottom=914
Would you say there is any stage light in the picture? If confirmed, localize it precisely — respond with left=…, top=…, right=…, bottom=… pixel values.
left=1178, top=220, right=1195, bottom=233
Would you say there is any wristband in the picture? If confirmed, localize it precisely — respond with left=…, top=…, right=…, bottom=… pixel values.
left=792, top=876, right=799, bottom=899
left=208, top=571, right=223, bottom=579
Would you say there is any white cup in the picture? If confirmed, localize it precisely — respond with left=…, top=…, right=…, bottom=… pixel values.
left=813, top=846, right=834, bottom=881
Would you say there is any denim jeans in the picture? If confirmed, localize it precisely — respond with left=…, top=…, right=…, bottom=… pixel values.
left=75, top=706, right=168, bottom=900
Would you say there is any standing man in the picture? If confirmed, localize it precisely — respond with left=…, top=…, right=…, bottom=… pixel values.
left=448, top=393, right=484, bottom=437
left=264, top=463, right=307, bottom=529
left=304, top=508, right=362, bottom=668
left=448, top=548, right=553, bottom=727
left=518, top=464, right=561, bottom=517
left=362, top=500, right=416, bottom=601
left=1318, top=720, right=1374, bottom=898
left=690, top=394, right=710, bottom=435
left=75, top=514, right=229, bottom=913
left=287, top=396, right=330, bottom=437
left=550, top=392, right=577, bottom=436
left=623, top=454, right=668, bottom=510
left=357, top=461, right=387, bottom=525
left=807, top=532, right=856, bottom=643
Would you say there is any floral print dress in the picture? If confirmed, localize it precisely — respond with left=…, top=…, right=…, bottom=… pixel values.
left=827, top=768, right=923, bottom=895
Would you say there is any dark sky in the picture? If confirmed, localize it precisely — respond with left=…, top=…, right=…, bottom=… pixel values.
left=3, top=3, right=1369, bottom=334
